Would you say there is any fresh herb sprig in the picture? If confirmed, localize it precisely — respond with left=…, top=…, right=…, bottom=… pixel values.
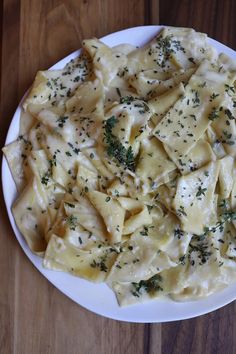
left=195, top=210, right=236, bottom=241
left=104, top=116, right=135, bottom=172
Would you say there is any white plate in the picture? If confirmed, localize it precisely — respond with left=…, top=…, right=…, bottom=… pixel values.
left=2, top=25, right=236, bottom=323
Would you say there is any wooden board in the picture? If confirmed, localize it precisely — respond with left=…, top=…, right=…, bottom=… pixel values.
left=0, top=1, right=236, bottom=353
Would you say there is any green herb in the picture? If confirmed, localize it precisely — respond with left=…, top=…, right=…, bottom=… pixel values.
left=179, top=255, right=186, bottom=265
left=46, top=81, right=53, bottom=89
left=119, top=95, right=135, bottom=104
left=67, top=215, right=78, bottom=230
left=198, top=81, right=206, bottom=88
left=140, top=226, right=149, bottom=236
left=196, top=186, right=207, bottom=197
left=41, top=173, right=50, bottom=185
left=209, top=93, right=219, bottom=102
left=49, top=155, right=57, bottom=167
left=65, top=202, right=75, bottom=208
left=220, top=130, right=235, bottom=145
left=117, top=66, right=129, bottom=77
left=73, top=76, right=80, bottom=82
left=219, top=199, right=228, bottom=209
left=116, top=87, right=121, bottom=97
left=192, top=90, right=200, bottom=107
left=134, top=102, right=150, bottom=114
left=188, top=57, right=195, bottom=64
left=90, top=258, right=108, bottom=272
left=131, top=274, right=163, bottom=297
left=68, top=142, right=80, bottom=155
left=104, top=116, right=135, bottom=171
left=177, top=205, right=187, bottom=217
left=174, top=228, right=184, bottom=239
left=189, top=242, right=212, bottom=265
left=197, top=210, right=236, bottom=241
left=155, top=34, right=185, bottom=67
left=225, top=84, right=235, bottom=96
left=114, top=189, right=120, bottom=197
left=57, top=116, right=68, bottom=128
left=208, top=107, right=220, bottom=121
left=224, top=109, right=235, bottom=120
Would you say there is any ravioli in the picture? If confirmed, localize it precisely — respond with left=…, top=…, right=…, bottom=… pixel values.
left=173, top=161, right=220, bottom=234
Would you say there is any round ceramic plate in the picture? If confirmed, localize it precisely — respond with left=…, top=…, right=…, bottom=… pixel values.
left=2, top=25, right=236, bottom=323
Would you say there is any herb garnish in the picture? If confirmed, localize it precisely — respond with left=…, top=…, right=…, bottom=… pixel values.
left=131, top=274, right=163, bottom=297
left=209, top=93, right=219, bottom=102
left=120, top=95, right=135, bottom=104
left=174, top=228, right=184, bottom=239
left=208, top=107, right=220, bottom=121
left=90, top=258, right=108, bottom=272
left=57, top=116, right=69, bottom=128
left=196, top=186, right=207, bottom=197
left=65, top=202, right=75, bottom=208
left=155, top=34, right=185, bottom=67
left=66, top=215, right=78, bottom=231
left=196, top=210, right=236, bottom=241
left=104, top=116, right=135, bottom=171
left=177, top=205, right=187, bottom=217
left=189, top=242, right=212, bottom=265
left=41, top=174, right=50, bottom=185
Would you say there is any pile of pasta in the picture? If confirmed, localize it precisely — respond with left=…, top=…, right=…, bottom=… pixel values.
left=3, top=27, right=236, bottom=306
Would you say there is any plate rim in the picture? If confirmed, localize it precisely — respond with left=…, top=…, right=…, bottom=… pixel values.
left=2, top=24, right=236, bottom=323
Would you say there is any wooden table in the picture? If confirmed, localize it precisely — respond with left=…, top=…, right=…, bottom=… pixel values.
left=1, top=1, right=236, bottom=353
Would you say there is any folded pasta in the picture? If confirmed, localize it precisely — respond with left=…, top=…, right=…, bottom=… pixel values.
left=3, top=26, right=236, bottom=307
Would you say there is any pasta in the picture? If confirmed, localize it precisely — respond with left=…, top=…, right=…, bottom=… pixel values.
left=3, top=26, right=236, bottom=307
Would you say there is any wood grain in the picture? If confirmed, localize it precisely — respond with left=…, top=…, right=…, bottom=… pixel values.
left=1, top=1, right=236, bottom=354
left=160, top=0, right=236, bottom=50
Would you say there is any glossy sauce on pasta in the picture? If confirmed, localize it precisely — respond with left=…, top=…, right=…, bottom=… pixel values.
left=3, top=27, right=236, bottom=306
